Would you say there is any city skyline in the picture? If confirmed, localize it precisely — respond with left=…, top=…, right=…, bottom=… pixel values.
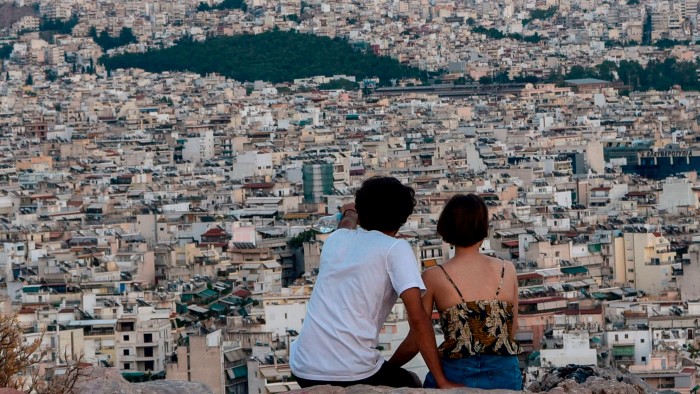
left=1, top=0, right=700, bottom=392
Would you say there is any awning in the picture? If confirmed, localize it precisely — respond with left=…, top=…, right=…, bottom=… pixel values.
left=224, top=348, right=247, bottom=363
left=612, top=346, right=635, bottom=357
left=423, top=259, right=438, bottom=267
left=187, top=305, right=209, bottom=314
left=197, top=289, right=218, bottom=298
left=561, top=266, right=588, bottom=275
left=591, top=292, right=608, bottom=300
left=226, top=365, right=247, bottom=380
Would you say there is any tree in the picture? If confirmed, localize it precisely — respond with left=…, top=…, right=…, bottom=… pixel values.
left=642, top=12, right=652, bottom=45
left=118, top=28, right=137, bottom=45
left=45, top=69, right=58, bottom=82
left=91, top=27, right=138, bottom=51
left=39, top=16, right=79, bottom=35
left=25, top=74, right=33, bottom=86
left=0, top=314, right=42, bottom=390
left=0, top=44, right=12, bottom=60
left=289, top=230, right=316, bottom=248
left=0, top=314, right=86, bottom=394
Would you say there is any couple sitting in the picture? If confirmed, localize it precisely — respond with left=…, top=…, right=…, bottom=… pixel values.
left=290, top=176, right=522, bottom=389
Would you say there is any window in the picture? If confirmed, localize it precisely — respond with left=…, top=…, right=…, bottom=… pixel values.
left=640, top=338, right=645, bottom=343
left=123, top=335, right=130, bottom=341
left=144, top=347, right=153, bottom=357
left=123, top=349, right=130, bottom=356
left=144, top=361, right=154, bottom=371
left=641, top=357, right=646, bottom=362
left=124, top=363, right=131, bottom=370
left=615, top=334, right=618, bottom=342
left=144, top=333, right=152, bottom=343
left=624, top=334, right=628, bottom=339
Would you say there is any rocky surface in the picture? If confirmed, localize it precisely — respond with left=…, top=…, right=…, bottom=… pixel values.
left=290, top=366, right=655, bottom=394
left=73, top=367, right=213, bottom=394
left=291, top=385, right=520, bottom=393
left=528, top=366, right=655, bottom=394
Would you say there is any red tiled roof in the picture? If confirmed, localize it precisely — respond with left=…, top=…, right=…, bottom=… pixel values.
left=233, top=289, right=251, bottom=298
left=201, top=227, right=228, bottom=236
left=518, top=272, right=543, bottom=280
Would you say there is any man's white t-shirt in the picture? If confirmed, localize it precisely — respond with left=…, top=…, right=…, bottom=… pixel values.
left=290, top=228, right=425, bottom=381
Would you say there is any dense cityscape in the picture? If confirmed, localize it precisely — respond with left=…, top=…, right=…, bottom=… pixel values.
left=1, top=0, right=700, bottom=392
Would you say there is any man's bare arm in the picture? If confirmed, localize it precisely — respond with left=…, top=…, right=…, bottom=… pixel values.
left=398, top=288, right=462, bottom=389
left=337, top=203, right=358, bottom=230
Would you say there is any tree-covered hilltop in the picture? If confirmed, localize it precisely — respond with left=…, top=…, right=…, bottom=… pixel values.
left=478, top=58, right=700, bottom=92
left=564, top=58, right=700, bottom=91
left=100, top=30, right=426, bottom=85
left=197, top=0, right=247, bottom=12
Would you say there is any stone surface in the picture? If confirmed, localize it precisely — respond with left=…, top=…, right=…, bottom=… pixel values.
left=0, top=389, right=24, bottom=394
left=290, top=366, right=653, bottom=394
left=291, top=384, right=521, bottom=393
left=531, top=366, right=653, bottom=394
left=133, top=380, right=215, bottom=394
left=73, top=367, right=213, bottom=394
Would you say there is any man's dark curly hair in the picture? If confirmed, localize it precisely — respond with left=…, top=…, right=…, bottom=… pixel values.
left=355, top=176, right=416, bottom=232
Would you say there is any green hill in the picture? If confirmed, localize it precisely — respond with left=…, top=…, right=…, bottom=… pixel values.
left=101, top=30, right=425, bottom=85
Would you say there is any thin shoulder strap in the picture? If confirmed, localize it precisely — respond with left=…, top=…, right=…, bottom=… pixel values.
left=437, top=265, right=466, bottom=303
left=495, top=261, right=506, bottom=297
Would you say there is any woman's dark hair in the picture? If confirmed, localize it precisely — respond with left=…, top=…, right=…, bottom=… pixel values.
left=437, top=194, right=489, bottom=247
left=355, top=176, right=416, bottom=232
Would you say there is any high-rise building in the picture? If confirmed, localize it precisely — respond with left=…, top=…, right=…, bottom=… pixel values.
left=302, top=163, right=333, bottom=203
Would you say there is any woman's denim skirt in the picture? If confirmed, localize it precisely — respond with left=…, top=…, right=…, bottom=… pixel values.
left=423, top=354, right=522, bottom=390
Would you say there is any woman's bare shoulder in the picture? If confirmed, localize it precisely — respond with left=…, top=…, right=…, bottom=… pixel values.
left=421, top=265, right=443, bottom=281
left=484, top=255, right=516, bottom=273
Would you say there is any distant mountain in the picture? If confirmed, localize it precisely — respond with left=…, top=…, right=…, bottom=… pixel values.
left=100, top=30, right=426, bottom=85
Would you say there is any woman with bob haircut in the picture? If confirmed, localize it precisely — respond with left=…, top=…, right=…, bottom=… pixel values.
left=390, top=194, right=522, bottom=389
